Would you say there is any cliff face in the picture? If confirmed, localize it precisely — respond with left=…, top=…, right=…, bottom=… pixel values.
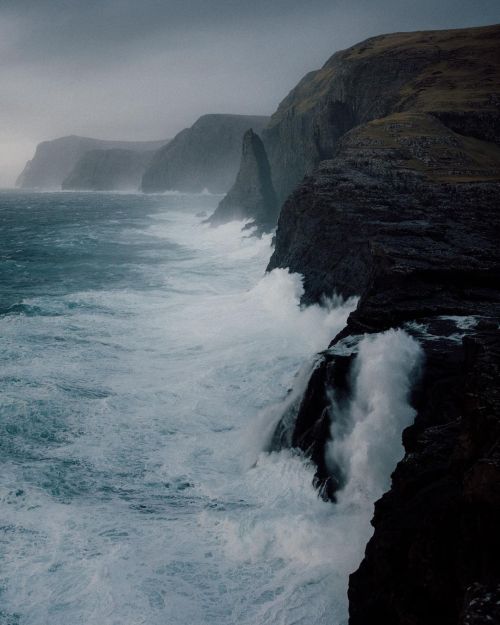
left=266, top=23, right=500, bottom=625
left=17, top=136, right=168, bottom=190
left=141, top=114, right=270, bottom=194
left=268, top=143, right=500, bottom=622
left=263, top=24, right=500, bottom=202
left=349, top=327, right=500, bottom=625
left=61, top=148, right=155, bottom=191
left=268, top=111, right=500, bottom=305
left=207, top=129, right=278, bottom=230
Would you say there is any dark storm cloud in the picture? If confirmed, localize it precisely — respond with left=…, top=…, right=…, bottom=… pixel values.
left=1, top=0, right=499, bottom=185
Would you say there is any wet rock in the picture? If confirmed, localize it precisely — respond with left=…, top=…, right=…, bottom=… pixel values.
left=460, top=583, right=500, bottom=625
left=266, top=25, right=500, bottom=623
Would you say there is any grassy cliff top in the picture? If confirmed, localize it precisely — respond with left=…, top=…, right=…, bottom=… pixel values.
left=340, top=111, right=500, bottom=183
left=269, top=23, right=500, bottom=122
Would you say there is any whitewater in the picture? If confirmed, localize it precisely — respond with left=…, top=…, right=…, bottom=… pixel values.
left=0, top=191, right=421, bottom=625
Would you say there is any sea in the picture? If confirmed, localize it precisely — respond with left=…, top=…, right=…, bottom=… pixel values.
left=0, top=190, right=420, bottom=625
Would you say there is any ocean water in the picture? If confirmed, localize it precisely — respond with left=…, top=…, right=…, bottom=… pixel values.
left=0, top=191, right=419, bottom=625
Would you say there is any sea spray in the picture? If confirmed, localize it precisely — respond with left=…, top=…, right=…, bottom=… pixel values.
left=240, top=359, right=318, bottom=468
left=238, top=270, right=357, bottom=467
left=217, top=328, right=423, bottom=624
left=211, top=330, right=422, bottom=625
left=248, top=268, right=358, bottom=353
left=327, top=329, right=423, bottom=507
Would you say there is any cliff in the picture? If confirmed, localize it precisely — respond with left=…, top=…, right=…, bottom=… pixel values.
left=141, top=114, right=270, bottom=194
left=207, top=129, right=278, bottom=230
left=17, top=136, right=168, bottom=190
left=262, top=23, right=500, bottom=202
left=61, top=148, right=155, bottom=191
left=268, top=111, right=500, bottom=304
left=266, top=23, right=500, bottom=625
left=269, top=141, right=500, bottom=622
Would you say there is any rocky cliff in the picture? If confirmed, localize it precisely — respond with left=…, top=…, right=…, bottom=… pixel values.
left=17, top=136, right=168, bottom=190
left=61, top=148, right=155, bottom=191
left=263, top=23, right=500, bottom=203
left=207, top=129, right=278, bottom=230
left=268, top=111, right=500, bottom=305
left=141, top=114, right=269, bottom=194
left=269, top=148, right=500, bottom=624
left=266, top=23, right=500, bottom=625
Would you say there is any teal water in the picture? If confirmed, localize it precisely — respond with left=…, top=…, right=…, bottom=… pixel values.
left=1, top=191, right=366, bottom=625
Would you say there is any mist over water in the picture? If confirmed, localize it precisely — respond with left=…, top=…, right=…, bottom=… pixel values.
left=0, top=191, right=420, bottom=625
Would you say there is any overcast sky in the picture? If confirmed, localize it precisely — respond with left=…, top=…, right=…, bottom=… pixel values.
left=1, top=0, right=499, bottom=186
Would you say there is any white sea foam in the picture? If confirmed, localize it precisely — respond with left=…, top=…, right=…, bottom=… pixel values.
left=0, top=195, right=422, bottom=625
left=0, top=196, right=359, bottom=625
left=328, top=328, right=423, bottom=507
left=439, top=315, right=479, bottom=330
left=210, top=329, right=423, bottom=625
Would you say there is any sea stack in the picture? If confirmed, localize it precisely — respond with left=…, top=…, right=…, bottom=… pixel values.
left=207, top=129, right=278, bottom=231
left=141, top=114, right=270, bottom=194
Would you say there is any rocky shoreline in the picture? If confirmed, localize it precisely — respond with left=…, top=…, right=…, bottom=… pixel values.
left=263, top=23, right=500, bottom=625
left=268, top=150, right=500, bottom=621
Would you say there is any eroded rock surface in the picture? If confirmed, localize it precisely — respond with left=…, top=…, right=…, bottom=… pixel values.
left=266, top=23, right=500, bottom=625
left=269, top=151, right=500, bottom=622
left=262, top=24, right=500, bottom=202
left=207, top=129, right=278, bottom=231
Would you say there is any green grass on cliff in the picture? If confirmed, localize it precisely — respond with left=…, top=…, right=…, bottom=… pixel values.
left=343, top=112, right=500, bottom=183
left=269, top=23, right=500, bottom=121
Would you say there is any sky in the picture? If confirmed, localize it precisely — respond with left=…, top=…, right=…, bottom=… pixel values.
left=1, top=0, right=499, bottom=187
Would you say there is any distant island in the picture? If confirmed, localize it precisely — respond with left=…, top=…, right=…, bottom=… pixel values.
left=16, top=136, right=169, bottom=190
left=17, top=114, right=270, bottom=194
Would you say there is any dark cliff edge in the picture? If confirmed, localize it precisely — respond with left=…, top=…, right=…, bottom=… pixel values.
left=207, top=129, right=278, bottom=231
left=141, top=114, right=270, bottom=194
left=262, top=23, right=500, bottom=204
left=62, top=148, right=155, bottom=191
left=17, top=136, right=168, bottom=190
left=265, top=24, right=500, bottom=625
